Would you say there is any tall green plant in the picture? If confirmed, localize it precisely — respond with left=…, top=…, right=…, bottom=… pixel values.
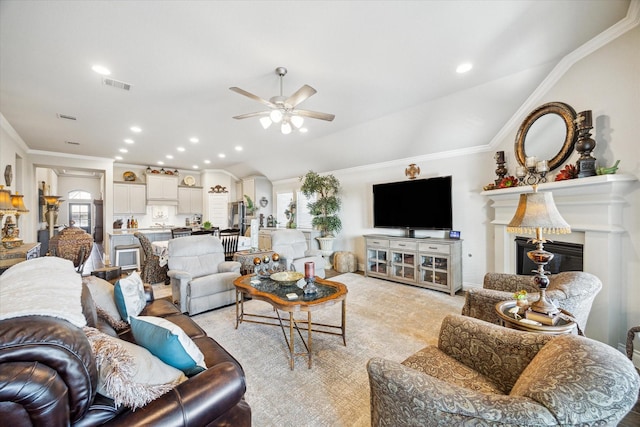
left=300, top=171, right=342, bottom=237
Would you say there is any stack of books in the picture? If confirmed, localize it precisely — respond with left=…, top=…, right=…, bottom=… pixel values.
left=525, top=309, right=560, bottom=326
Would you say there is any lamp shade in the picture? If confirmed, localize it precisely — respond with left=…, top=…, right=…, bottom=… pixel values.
left=0, top=186, right=14, bottom=211
left=507, top=189, right=571, bottom=235
left=11, top=192, right=28, bottom=213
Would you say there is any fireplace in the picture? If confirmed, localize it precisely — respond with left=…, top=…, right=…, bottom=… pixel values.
left=482, top=174, right=636, bottom=347
left=515, top=237, right=583, bottom=275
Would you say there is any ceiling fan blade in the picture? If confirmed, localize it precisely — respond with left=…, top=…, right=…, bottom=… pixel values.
left=229, top=87, right=277, bottom=108
left=285, top=85, right=317, bottom=108
left=294, top=109, right=335, bottom=122
left=232, top=111, right=271, bottom=120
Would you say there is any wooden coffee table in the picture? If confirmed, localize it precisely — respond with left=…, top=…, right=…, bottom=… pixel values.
left=233, top=274, right=347, bottom=369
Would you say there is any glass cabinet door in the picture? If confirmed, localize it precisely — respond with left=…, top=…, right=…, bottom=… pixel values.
left=391, top=251, right=415, bottom=280
left=367, top=248, right=387, bottom=274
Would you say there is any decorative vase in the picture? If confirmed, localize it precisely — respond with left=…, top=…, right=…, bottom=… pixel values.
left=316, top=237, right=335, bottom=270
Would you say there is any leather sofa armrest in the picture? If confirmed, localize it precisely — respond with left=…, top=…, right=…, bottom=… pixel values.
left=219, top=261, right=241, bottom=273
left=0, top=316, right=97, bottom=422
left=104, top=362, right=249, bottom=426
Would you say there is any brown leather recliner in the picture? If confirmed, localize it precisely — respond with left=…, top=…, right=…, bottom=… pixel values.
left=0, top=279, right=251, bottom=426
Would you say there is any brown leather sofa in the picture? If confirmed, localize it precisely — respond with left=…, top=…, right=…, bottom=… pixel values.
left=0, top=280, right=251, bottom=426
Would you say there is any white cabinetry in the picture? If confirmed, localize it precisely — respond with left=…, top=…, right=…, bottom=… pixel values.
left=364, top=234, right=462, bottom=296
left=178, top=187, right=203, bottom=214
left=113, top=183, right=146, bottom=214
left=146, top=174, right=178, bottom=203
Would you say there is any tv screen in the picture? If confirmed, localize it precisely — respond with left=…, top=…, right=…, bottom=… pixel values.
left=373, top=176, right=452, bottom=230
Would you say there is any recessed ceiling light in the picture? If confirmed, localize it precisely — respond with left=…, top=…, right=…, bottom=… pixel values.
left=177, top=147, right=185, bottom=152
left=234, top=146, right=243, bottom=151
left=157, top=161, right=164, bottom=165
left=218, top=153, right=226, bottom=158
left=115, top=155, right=123, bottom=160
left=204, top=160, right=211, bottom=164
left=193, top=165, right=199, bottom=169
left=92, top=64, right=111, bottom=75
left=456, top=63, right=473, bottom=74
left=130, top=126, right=142, bottom=133
left=166, top=154, right=174, bottom=159
left=189, top=137, right=199, bottom=143
left=119, top=148, right=128, bottom=153
left=124, top=138, right=134, bottom=144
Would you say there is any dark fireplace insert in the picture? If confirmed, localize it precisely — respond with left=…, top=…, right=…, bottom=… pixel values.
left=515, top=237, right=583, bottom=275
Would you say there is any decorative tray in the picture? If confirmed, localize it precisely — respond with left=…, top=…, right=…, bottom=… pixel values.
left=270, top=271, right=304, bottom=285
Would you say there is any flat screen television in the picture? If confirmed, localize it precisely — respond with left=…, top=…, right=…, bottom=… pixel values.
left=373, top=176, right=452, bottom=233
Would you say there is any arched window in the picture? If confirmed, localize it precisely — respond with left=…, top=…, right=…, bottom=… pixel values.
left=68, top=190, right=92, bottom=200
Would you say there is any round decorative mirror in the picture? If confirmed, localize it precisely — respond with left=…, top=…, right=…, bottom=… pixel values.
left=514, top=101, right=578, bottom=171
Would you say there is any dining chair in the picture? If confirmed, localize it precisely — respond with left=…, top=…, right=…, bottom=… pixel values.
left=171, top=227, right=192, bottom=239
left=219, top=228, right=240, bottom=261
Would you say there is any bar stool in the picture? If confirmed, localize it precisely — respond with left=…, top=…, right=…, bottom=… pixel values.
left=114, top=244, right=141, bottom=271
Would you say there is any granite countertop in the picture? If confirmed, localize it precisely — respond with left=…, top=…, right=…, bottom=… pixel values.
left=108, top=227, right=176, bottom=236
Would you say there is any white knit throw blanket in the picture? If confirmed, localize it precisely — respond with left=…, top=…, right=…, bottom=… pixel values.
left=0, top=257, right=86, bottom=327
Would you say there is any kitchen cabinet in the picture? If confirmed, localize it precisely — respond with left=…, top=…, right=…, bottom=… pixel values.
left=178, top=186, right=203, bottom=214
left=146, top=174, right=178, bottom=203
left=114, top=183, right=146, bottom=214
left=364, top=234, right=462, bottom=296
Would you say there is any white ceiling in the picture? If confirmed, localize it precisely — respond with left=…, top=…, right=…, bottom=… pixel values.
left=0, top=1, right=631, bottom=181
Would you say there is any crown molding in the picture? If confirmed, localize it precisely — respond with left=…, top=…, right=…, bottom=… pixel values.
left=488, top=0, right=640, bottom=150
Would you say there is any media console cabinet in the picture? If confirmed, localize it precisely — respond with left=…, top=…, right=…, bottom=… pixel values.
left=364, top=234, right=462, bottom=296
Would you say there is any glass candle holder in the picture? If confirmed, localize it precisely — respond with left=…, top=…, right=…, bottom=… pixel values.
left=304, top=261, right=315, bottom=279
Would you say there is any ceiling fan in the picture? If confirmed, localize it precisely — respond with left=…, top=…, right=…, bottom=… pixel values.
left=230, top=67, right=335, bottom=134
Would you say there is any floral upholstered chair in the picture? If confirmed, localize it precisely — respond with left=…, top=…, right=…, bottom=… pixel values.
left=367, top=314, right=639, bottom=426
left=461, top=271, right=602, bottom=334
left=134, top=232, right=169, bottom=285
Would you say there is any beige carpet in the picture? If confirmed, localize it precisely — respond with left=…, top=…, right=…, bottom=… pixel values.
left=181, top=273, right=464, bottom=426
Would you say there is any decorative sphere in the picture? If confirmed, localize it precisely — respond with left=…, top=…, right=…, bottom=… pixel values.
left=263, top=255, right=271, bottom=264
left=253, top=257, right=262, bottom=265
left=271, top=253, right=280, bottom=262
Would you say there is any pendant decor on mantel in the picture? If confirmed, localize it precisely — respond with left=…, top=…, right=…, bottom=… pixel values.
left=405, top=164, right=420, bottom=179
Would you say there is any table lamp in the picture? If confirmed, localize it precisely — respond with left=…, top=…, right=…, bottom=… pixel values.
left=507, top=185, right=571, bottom=315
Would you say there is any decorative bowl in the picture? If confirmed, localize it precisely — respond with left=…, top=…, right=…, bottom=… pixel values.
left=270, top=271, right=304, bottom=286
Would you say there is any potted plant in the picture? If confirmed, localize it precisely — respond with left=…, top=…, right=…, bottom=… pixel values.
left=300, top=171, right=342, bottom=267
left=202, top=221, right=212, bottom=230
left=244, top=195, right=256, bottom=215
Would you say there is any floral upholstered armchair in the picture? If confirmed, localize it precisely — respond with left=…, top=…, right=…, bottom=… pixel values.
left=461, top=271, right=602, bottom=333
left=367, top=314, right=639, bottom=426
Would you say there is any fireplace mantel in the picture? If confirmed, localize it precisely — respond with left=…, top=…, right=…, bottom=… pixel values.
left=482, top=173, right=637, bottom=346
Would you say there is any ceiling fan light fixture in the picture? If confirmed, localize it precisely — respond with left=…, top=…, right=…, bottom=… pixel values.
left=270, top=109, right=283, bottom=123
left=281, top=121, right=292, bottom=135
left=291, top=115, right=304, bottom=129
left=259, top=117, right=272, bottom=129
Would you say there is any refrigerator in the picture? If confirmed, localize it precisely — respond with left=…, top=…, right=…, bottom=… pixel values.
left=228, top=201, right=247, bottom=235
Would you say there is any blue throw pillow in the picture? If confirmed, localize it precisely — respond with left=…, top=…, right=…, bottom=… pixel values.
left=130, top=316, right=206, bottom=376
left=113, top=271, right=146, bottom=322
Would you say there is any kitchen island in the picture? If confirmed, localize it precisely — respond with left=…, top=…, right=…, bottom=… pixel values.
left=107, top=228, right=174, bottom=267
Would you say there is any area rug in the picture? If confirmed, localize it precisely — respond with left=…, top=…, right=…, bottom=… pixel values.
left=190, top=273, right=465, bottom=427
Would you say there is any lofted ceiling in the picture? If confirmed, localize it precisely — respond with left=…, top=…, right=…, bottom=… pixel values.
left=0, top=1, right=632, bottom=181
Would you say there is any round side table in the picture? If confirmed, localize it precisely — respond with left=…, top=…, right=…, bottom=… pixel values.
left=495, top=300, right=577, bottom=335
